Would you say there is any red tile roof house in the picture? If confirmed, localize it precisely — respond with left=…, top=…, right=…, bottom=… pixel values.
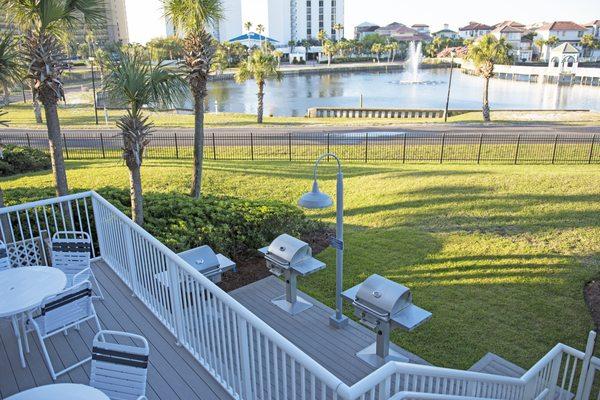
left=490, top=21, right=533, bottom=62
left=584, top=20, right=600, bottom=38
left=458, top=21, right=492, bottom=39
left=374, top=22, right=432, bottom=42
left=533, top=21, right=587, bottom=61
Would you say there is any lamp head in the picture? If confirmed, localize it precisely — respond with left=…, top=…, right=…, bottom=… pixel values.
left=298, top=180, right=333, bottom=209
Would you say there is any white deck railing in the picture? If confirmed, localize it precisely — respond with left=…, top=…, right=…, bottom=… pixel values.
left=1, top=191, right=598, bottom=400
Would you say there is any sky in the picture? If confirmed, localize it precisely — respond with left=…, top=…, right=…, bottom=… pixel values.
left=125, top=0, right=599, bottom=44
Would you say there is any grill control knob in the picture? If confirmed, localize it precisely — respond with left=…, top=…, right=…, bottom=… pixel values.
left=372, top=291, right=382, bottom=298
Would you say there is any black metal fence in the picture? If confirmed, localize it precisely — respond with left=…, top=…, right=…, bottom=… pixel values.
left=1, top=131, right=599, bottom=164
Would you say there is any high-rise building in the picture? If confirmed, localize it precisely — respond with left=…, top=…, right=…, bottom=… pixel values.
left=242, top=0, right=344, bottom=44
left=165, top=0, right=242, bottom=42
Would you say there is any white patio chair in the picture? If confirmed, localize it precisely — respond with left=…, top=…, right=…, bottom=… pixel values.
left=51, top=231, right=104, bottom=300
left=26, top=281, right=102, bottom=380
left=90, top=330, right=150, bottom=400
left=0, top=239, right=11, bottom=271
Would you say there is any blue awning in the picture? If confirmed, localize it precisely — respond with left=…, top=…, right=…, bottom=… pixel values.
left=228, top=32, right=278, bottom=43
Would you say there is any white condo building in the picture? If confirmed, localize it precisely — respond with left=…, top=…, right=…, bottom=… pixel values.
left=165, top=0, right=242, bottom=42
left=242, top=0, right=344, bottom=44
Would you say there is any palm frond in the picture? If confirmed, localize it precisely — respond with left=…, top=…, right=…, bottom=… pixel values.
left=235, top=49, right=282, bottom=85
left=0, top=30, right=26, bottom=86
left=162, top=0, right=223, bottom=34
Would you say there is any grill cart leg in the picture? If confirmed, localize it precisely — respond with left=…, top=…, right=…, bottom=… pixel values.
left=271, top=270, right=314, bottom=315
left=356, top=322, right=410, bottom=367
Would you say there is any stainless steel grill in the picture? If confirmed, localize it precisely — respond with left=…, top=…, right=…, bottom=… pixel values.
left=177, top=245, right=236, bottom=283
left=343, top=274, right=432, bottom=367
left=259, top=234, right=325, bottom=315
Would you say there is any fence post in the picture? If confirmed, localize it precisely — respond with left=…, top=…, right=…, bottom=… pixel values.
left=26, top=133, right=31, bottom=148
left=174, top=133, right=179, bottom=159
left=99, top=132, right=106, bottom=159
left=440, top=133, right=446, bottom=164
left=477, top=134, right=483, bottom=164
left=236, top=315, right=254, bottom=399
left=212, top=132, right=217, bottom=160
left=589, top=135, right=596, bottom=164
left=327, top=132, right=330, bottom=156
left=288, top=132, right=292, bottom=162
left=364, top=132, right=369, bottom=163
left=575, top=331, right=597, bottom=400
left=166, top=260, right=185, bottom=347
left=552, top=135, right=558, bottom=164
left=62, top=133, right=70, bottom=160
left=514, top=134, right=521, bottom=165
left=402, top=133, right=407, bottom=163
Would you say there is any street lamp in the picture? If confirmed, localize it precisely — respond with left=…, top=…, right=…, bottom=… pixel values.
left=298, top=153, right=349, bottom=329
left=443, top=49, right=456, bottom=123
left=88, top=57, right=99, bottom=125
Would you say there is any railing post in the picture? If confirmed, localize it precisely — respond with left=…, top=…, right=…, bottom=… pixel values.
left=237, top=315, right=254, bottom=400
left=546, top=353, right=563, bottom=400
left=365, top=132, right=369, bottom=163
left=100, top=132, right=106, bottom=159
left=402, top=133, right=407, bottom=163
left=63, top=133, right=70, bottom=160
left=174, top=132, right=179, bottom=159
left=123, top=225, right=140, bottom=296
left=167, top=260, right=185, bottom=346
left=477, top=134, right=483, bottom=164
left=552, top=135, right=558, bottom=164
left=440, top=133, right=446, bottom=164
left=288, top=132, right=292, bottom=162
left=250, top=132, right=254, bottom=161
left=589, top=134, right=596, bottom=164
left=514, top=134, right=521, bottom=165
left=91, top=196, right=107, bottom=262
left=575, top=330, right=597, bottom=400
left=212, top=132, right=217, bottom=160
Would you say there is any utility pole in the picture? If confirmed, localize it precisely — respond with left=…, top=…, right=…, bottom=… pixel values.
left=89, top=57, right=99, bottom=125
left=444, top=50, right=456, bottom=123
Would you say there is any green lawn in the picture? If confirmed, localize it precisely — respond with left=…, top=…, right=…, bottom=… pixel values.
left=1, top=160, right=598, bottom=371
left=5, top=103, right=600, bottom=128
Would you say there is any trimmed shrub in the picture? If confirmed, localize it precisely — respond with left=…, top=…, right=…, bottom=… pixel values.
left=97, top=188, right=322, bottom=258
left=0, top=145, right=51, bottom=177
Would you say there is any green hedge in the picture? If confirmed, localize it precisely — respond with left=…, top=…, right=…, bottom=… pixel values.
left=98, top=188, right=321, bottom=257
left=0, top=145, right=51, bottom=177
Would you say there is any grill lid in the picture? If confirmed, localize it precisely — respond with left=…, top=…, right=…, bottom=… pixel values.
left=266, top=234, right=312, bottom=266
left=178, top=245, right=220, bottom=274
left=355, top=274, right=412, bottom=317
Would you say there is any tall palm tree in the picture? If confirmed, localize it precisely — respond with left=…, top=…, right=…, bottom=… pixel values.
left=104, top=50, right=185, bottom=226
left=2, top=0, right=105, bottom=196
left=580, top=34, right=600, bottom=58
left=387, top=41, right=400, bottom=62
left=333, top=23, right=344, bottom=41
left=371, top=43, right=383, bottom=62
left=162, top=0, right=223, bottom=199
left=0, top=31, right=24, bottom=106
left=317, top=30, right=327, bottom=47
left=244, top=21, right=252, bottom=32
left=323, top=40, right=336, bottom=65
left=466, top=34, right=511, bottom=122
left=235, top=49, right=281, bottom=124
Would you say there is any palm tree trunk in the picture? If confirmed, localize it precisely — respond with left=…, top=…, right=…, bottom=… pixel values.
left=129, top=164, right=144, bottom=226
left=43, top=102, right=69, bottom=196
left=482, top=77, right=491, bottom=122
left=3, top=82, right=10, bottom=106
left=257, top=81, right=265, bottom=124
left=30, top=81, right=43, bottom=124
left=190, top=89, right=205, bottom=198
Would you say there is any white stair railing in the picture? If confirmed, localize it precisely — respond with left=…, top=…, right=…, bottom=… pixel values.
left=2, top=192, right=597, bottom=400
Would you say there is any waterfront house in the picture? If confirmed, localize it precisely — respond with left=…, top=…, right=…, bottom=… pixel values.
left=374, top=22, right=406, bottom=36
left=458, top=21, right=492, bottom=39
left=491, top=21, right=533, bottom=62
left=354, top=22, right=380, bottom=39
left=374, top=22, right=431, bottom=43
left=585, top=20, right=600, bottom=38
left=433, top=24, right=459, bottom=39
left=411, top=24, right=430, bottom=35
left=534, top=21, right=587, bottom=61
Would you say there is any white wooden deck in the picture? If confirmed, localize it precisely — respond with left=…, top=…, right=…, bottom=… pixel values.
left=0, top=261, right=232, bottom=400
left=230, top=276, right=431, bottom=386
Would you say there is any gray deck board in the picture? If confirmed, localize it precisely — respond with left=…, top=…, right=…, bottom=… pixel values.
left=230, top=276, right=431, bottom=386
left=0, top=261, right=232, bottom=400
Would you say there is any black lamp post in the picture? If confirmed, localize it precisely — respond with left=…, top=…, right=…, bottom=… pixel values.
left=89, top=57, right=99, bottom=125
left=444, top=50, right=456, bottom=123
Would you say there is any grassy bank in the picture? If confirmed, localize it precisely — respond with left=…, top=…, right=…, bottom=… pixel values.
left=4, top=103, right=600, bottom=129
left=1, top=160, right=597, bottom=370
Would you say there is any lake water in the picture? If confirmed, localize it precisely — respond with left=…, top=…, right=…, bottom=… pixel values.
left=198, top=68, right=600, bottom=117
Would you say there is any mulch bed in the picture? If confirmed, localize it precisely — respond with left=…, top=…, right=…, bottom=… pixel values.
left=218, top=226, right=335, bottom=292
left=584, top=280, right=600, bottom=329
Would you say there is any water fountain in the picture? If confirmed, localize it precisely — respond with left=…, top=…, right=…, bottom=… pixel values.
left=407, top=41, right=423, bottom=83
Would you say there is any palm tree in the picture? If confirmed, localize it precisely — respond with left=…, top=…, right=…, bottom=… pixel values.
left=0, top=31, right=24, bottom=106
left=317, top=30, right=327, bottom=47
left=387, top=41, right=400, bottom=62
left=104, top=50, right=185, bottom=225
left=466, top=34, right=511, bottom=122
left=580, top=34, right=600, bottom=58
left=244, top=21, right=252, bottom=32
left=162, top=0, right=223, bottom=198
left=235, top=49, right=281, bottom=124
left=333, top=23, right=344, bottom=40
left=273, top=50, right=284, bottom=66
left=323, top=40, right=336, bottom=65
left=256, top=24, right=265, bottom=48
left=371, top=43, right=384, bottom=62
left=3, top=0, right=105, bottom=197
left=534, top=38, right=546, bottom=60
